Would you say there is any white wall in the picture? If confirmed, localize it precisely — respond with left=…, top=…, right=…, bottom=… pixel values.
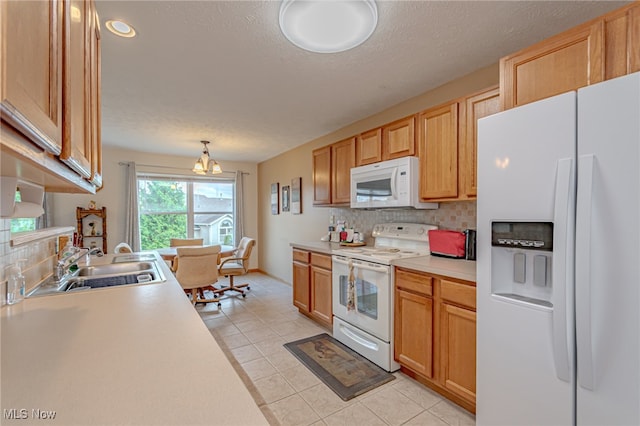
left=258, top=63, right=499, bottom=284
left=51, top=146, right=259, bottom=269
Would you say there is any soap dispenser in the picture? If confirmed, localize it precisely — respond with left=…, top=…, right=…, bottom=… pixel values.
left=5, top=259, right=26, bottom=304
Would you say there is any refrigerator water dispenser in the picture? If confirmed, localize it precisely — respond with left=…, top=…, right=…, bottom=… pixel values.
left=490, top=222, right=554, bottom=307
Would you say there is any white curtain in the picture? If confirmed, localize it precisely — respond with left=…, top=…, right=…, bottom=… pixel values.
left=234, top=170, right=245, bottom=246
left=124, top=161, right=141, bottom=251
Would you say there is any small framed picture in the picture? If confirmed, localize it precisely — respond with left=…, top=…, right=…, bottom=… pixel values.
left=271, top=183, right=279, bottom=215
left=291, top=177, right=301, bottom=215
left=282, top=185, right=290, bottom=212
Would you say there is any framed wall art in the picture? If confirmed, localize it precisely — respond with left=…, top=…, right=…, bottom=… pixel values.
left=271, top=183, right=279, bottom=215
left=282, top=185, right=290, bottom=212
left=291, top=177, right=301, bottom=214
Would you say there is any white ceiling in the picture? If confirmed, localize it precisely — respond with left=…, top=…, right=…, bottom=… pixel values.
left=96, top=0, right=629, bottom=163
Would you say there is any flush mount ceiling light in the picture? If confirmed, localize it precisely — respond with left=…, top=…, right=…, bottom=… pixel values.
left=105, top=19, right=136, bottom=38
left=279, top=0, right=378, bottom=53
left=192, top=141, right=223, bottom=175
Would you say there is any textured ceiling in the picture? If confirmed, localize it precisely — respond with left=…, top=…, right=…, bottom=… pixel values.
left=96, top=1, right=629, bottom=163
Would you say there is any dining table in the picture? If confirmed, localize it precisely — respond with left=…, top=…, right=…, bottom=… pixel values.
left=156, top=244, right=236, bottom=267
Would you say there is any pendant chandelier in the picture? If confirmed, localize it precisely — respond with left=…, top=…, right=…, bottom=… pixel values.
left=192, top=141, right=222, bottom=175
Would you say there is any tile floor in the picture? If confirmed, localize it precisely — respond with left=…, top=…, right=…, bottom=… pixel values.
left=196, top=272, right=476, bottom=426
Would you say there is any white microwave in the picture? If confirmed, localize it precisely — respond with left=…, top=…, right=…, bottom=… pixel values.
left=350, top=157, right=438, bottom=209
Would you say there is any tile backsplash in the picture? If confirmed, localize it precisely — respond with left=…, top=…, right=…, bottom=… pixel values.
left=329, top=200, right=476, bottom=239
left=0, top=219, right=73, bottom=305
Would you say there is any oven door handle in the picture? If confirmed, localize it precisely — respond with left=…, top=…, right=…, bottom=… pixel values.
left=333, top=257, right=389, bottom=273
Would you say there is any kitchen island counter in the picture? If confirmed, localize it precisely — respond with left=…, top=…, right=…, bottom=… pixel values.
left=392, top=255, right=476, bottom=282
left=0, top=253, right=268, bottom=425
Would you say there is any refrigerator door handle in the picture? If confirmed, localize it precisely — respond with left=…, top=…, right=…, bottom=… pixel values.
left=576, top=154, right=595, bottom=390
left=551, top=158, right=574, bottom=382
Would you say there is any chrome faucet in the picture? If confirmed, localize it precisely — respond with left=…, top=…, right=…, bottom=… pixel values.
left=88, top=247, right=104, bottom=257
left=53, top=247, right=89, bottom=281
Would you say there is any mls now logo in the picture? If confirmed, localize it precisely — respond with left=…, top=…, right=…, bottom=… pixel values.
left=3, top=409, right=28, bottom=419
left=3, top=408, right=57, bottom=420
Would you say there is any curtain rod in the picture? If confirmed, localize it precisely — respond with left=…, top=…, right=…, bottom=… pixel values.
left=118, top=162, right=250, bottom=175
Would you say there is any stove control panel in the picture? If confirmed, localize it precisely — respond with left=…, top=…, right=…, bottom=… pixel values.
left=372, top=223, right=438, bottom=241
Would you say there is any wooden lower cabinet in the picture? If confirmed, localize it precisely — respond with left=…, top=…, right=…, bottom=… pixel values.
left=293, top=260, right=310, bottom=312
left=395, top=288, right=433, bottom=378
left=292, top=249, right=332, bottom=327
left=394, top=267, right=476, bottom=413
left=310, top=263, right=332, bottom=325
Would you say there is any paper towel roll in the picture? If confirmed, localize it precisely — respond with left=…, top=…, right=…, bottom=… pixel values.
left=11, top=202, right=44, bottom=218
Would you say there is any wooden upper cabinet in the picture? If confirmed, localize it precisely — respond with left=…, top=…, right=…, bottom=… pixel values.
left=1, top=0, right=64, bottom=155
left=356, top=128, right=382, bottom=166
left=603, top=3, right=640, bottom=78
left=501, top=20, right=604, bottom=109
left=418, top=102, right=459, bottom=200
left=89, top=5, right=102, bottom=189
left=312, top=146, right=331, bottom=205
left=459, top=86, right=500, bottom=199
left=382, top=115, right=416, bottom=160
left=331, top=137, right=355, bottom=205
left=630, top=4, right=640, bottom=74
left=60, top=0, right=92, bottom=179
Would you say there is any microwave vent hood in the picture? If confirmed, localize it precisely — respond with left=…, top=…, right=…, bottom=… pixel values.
left=350, top=156, right=438, bottom=210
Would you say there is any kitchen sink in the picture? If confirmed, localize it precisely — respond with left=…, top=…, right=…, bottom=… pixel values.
left=112, top=253, right=158, bottom=263
left=65, top=271, right=157, bottom=292
left=28, top=259, right=167, bottom=297
left=76, top=262, right=156, bottom=276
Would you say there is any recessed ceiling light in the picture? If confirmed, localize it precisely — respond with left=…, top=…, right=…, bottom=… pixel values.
left=105, top=19, right=136, bottom=38
left=279, top=0, right=378, bottom=53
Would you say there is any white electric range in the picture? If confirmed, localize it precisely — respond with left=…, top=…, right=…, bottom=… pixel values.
left=331, top=223, right=437, bottom=371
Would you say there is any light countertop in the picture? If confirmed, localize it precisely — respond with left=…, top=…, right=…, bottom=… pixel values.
left=392, top=255, right=476, bottom=282
left=290, top=241, right=342, bottom=255
left=1, top=252, right=268, bottom=425
left=290, top=241, right=476, bottom=282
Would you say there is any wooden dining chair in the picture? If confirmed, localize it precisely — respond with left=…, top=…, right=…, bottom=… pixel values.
left=170, top=238, right=203, bottom=247
left=216, top=237, right=255, bottom=299
left=175, top=245, right=221, bottom=307
left=169, top=238, right=204, bottom=271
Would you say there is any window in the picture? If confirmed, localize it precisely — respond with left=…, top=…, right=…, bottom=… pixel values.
left=219, top=219, right=233, bottom=245
left=10, top=190, right=37, bottom=233
left=137, top=176, right=234, bottom=250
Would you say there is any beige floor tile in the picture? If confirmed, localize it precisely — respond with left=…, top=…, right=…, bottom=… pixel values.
left=210, top=322, right=241, bottom=337
left=270, top=320, right=306, bottom=337
left=254, top=336, right=288, bottom=356
left=230, top=344, right=264, bottom=364
left=266, top=349, right=302, bottom=372
left=279, top=327, right=327, bottom=342
left=281, top=364, right=322, bottom=392
left=360, top=386, right=424, bottom=425
left=196, top=273, right=476, bottom=426
left=243, top=326, right=279, bottom=344
left=241, top=357, right=278, bottom=381
left=323, top=402, right=387, bottom=426
left=299, top=383, right=354, bottom=418
left=253, top=373, right=296, bottom=404
left=392, top=377, right=443, bottom=409
left=404, top=410, right=450, bottom=426
left=429, top=400, right=476, bottom=426
left=219, top=331, right=251, bottom=349
left=266, top=394, right=320, bottom=426
left=234, top=318, right=267, bottom=333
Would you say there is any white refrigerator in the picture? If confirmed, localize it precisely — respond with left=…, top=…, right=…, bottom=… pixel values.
left=476, top=72, right=640, bottom=425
